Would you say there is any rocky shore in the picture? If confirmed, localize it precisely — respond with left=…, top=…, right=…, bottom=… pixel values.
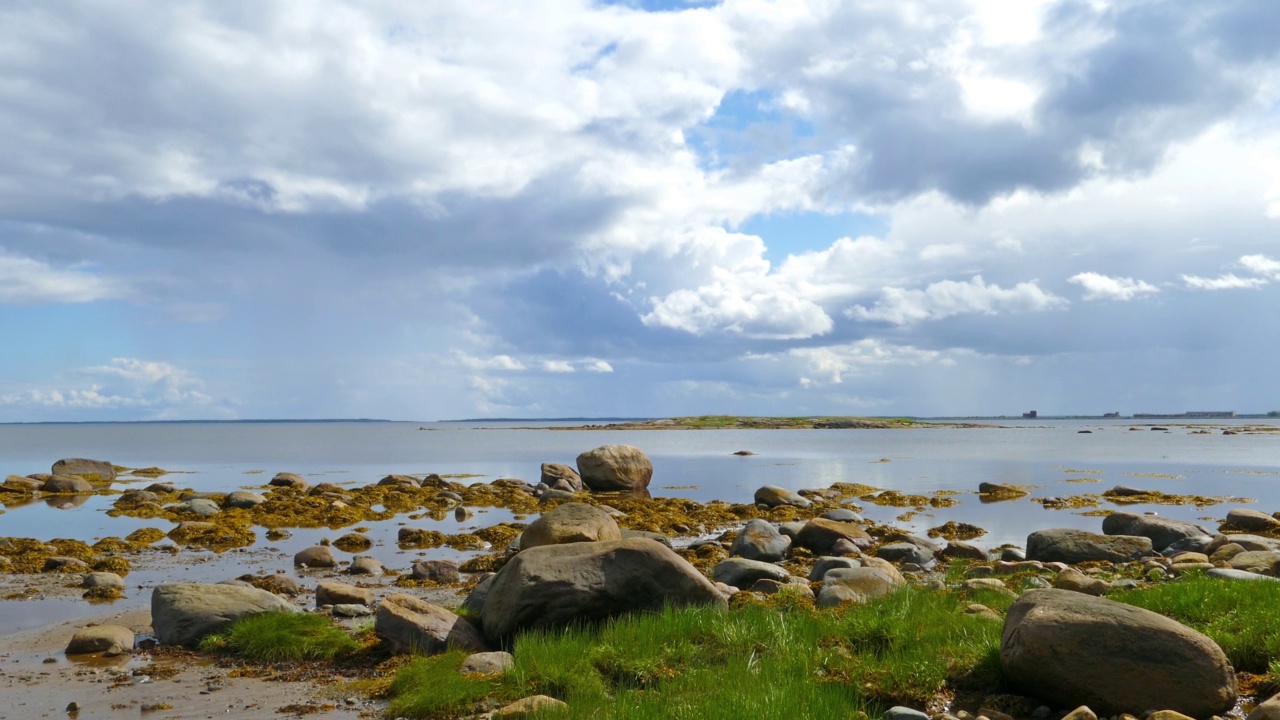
left=3, top=446, right=1280, bottom=718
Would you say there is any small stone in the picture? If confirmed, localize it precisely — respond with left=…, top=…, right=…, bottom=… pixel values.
left=885, top=707, right=931, bottom=720
left=294, top=545, right=337, bottom=568
left=496, top=694, right=568, bottom=717
left=460, top=651, right=515, bottom=676
left=1149, top=711, right=1196, bottom=720
left=1061, top=708, right=1097, bottom=720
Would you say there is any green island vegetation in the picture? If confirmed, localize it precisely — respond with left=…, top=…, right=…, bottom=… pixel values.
left=557, top=415, right=959, bottom=430
left=204, top=571, right=1280, bottom=719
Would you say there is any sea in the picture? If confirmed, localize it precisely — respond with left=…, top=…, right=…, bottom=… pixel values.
left=0, top=418, right=1278, bottom=633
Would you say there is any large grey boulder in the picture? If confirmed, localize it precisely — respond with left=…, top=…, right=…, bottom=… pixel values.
left=40, top=475, right=94, bottom=494
left=151, top=583, right=295, bottom=647
left=817, top=566, right=904, bottom=608
left=809, top=556, right=861, bottom=581
left=575, top=445, right=653, bottom=492
left=1026, top=529, right=1152, bottom=564
left=794, top=518, right=873, bottom=554
left=481, top=538, right=726, bottom=644
left=729, top=519, right=791, bottom=562
left=375, top=593, right=488, bottom=655
left=520, top=502, right=621, bottom=550
left=1001, top=589, right=1236, bottom=717
left=223, top=490, right=266, bottom=509
left=51, top=458, right=115, bottom=483
left=540, top=463, right=584, bottom=492
left=1101, top=512, right=1210, bottom=551
left=316, top=581, right=374, bottom=607
left=876, top=542, right=935, bottom=567
left=269, top=472, right=310, bottom=489
left=753, top=485, right=812, bottom=509
left=712, top=558, right=790, bottom=589
left=1227, top=550, right=1280, bottom=574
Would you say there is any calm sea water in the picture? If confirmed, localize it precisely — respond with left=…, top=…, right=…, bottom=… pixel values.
left=1, top=419, right=1278, bottom=632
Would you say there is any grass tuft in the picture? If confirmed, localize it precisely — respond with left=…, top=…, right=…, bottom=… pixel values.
left=198, top=611, right=358, bottom=663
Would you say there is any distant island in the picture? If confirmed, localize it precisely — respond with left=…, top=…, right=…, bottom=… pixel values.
left=539, top=415, right=990, bottom=430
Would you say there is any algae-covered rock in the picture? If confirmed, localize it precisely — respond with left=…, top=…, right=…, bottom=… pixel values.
left=51, top=459, right=116, bottom=483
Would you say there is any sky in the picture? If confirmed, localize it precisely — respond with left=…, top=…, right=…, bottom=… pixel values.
left=2, top=0, right=1279, bottom=422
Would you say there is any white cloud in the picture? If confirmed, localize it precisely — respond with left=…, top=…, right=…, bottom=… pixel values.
left=542, top=360, right=575, bottom=373
left=455, top=353, right=526, bottom=371
left=643, top=281, right=833, bottom=339
left=584, top=360, right=614, bottom=373
left=1241, top=255, right=1280, bottom=280
left=848, top=275, right=1065, bottom=325
left=1181, top=273, right=1268, bottom=291
left=1068, top=272, right=1161, bottom=302
left=0, top=358, right=226, bottom=418
left=0, top=252, right=128, bottom=305
left=786, top=339, right=961, bottom=385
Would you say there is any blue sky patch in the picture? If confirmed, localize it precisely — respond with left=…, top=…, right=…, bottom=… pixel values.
left=741, top=211, right=889, bottom=264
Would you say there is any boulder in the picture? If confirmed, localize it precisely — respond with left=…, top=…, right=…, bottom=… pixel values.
left=1227, top=550, right=1280, bottom=574
left=65, top=625, right=133, bottom=655
left=51, top=458, right=115, bottom=483
left=620, top=529, right=672, bottom=548
left=1052, top=567, right=1109, bottom=596
left=712, top=558, right=791, bottom=589
left=247, top=574, right=302, bottom=596
left=1026, top=529, right=1152, bottom=564
left=1207, top=568, right=1280, bottom=582
left=173, top=498, right=220, bottom=517
left=412, top=560, right=461, bottom=584
left=294, top=545, right=337, bottom=568
left=481, top=538, right=726, bottom=644
left=809, top=556, right=861, bottom=582
left=1000, top=589, right=1236, bottom=717
left=822, top=508, right=863, bottom=523
left=876, top=542, right=935, bottom=567
left=1249, top=693, right=1280, bottom=720
left=348, top=556, right=384, bottom=575
left=2, top=475, right=41, bottom=493
left=152, top=582, right=295, bottom=646
left=817, top=567, right=904, bottom=608
left=575, top=445, right=652, bottom=492
left=82, top=572, right=125, bottom=591
left=268, top=472, right=309, bottom=489
left=1222, top=534, right=1280, bottom=552
left=729, top=519, right=791, bottom=562
left=794, top=518, right=873, bottom=554
left=377, top=474, right=421, bottom=489
left=520, top=502, right=621, bottom=550
left=496, top=695, right=568, bottom=717
left=540, top=463, right=584, bottom=492
left=223, top=491, right=266, bottom=509
left=43, top=556, right=89, bottom=572
left=941, top=541, right=987, bottom=561
left=978, top=482, right=1028, bottom=500
left=375, top=593, right=488, bottom=655
left=40, top=475, right=94, bottom=494
left=1225, top=508, right=1280, bottom=533
left=1101, top=512, right=1211, bottom=551
left=461, top=573, right=496, bottom=616
left=315, top=581, right=374, bottom=607
left=753, top=485, right=811, bottom=509
left=461, top=651, right=515, bottom=676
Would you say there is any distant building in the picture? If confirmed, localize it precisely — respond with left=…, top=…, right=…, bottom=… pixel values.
left=1103, top=412, right=1120, bottom=418
left=1269, top=411, right=1280, bottom=418
left=1022, top=410, right=1038, bottom=419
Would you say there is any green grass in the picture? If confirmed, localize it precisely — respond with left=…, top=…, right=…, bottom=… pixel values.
left=669, top=415, right=919, bottom=429
left=385, top=587, right=1010, bottom=719
left=1111, top=572, right=1280, bottom=673
left=199, top=611, right=358, bottom=662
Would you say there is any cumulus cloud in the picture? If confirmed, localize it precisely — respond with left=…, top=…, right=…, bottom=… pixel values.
left=542, top=360, right=575, bottom=373
left=848, top=276, right=1066, bottom=325
left=455, top=353, right=526, bottom=371
left=785, top=340, right=961, bottom=386
left=584, top=360, right=614, bottom=373
left=1241, top=254, right=1280, bottom=279
left=0, top=251, right=128, bottom=305
left=1181, top=273, right=1268, bottom=290
left=0, top=358, right=228, bottom=419
left=1068, top=272, right=1161, bottom=301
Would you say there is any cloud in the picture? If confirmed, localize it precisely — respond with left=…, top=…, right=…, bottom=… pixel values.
left=455, top=353, right=526, bottom=371
left=1241, top=254, right=1280, bottom=279
left=585, top=360, right=614, bottom=373
left=0, top=358, right=229, bottom=419
left=1181, top=273, right=1268, bottom=291
left=542, top=360, right=576, bottom=373
left=1068, top=272, right=1161, bottom=301
left=784, top=339, right=963, bottom=385
left=0, top=251, right=128, bottom=305
left=847, top=276, right=1066, bottom=325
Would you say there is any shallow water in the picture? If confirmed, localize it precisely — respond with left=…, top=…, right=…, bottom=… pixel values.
left=1, top=418, right=1278, bottom=634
